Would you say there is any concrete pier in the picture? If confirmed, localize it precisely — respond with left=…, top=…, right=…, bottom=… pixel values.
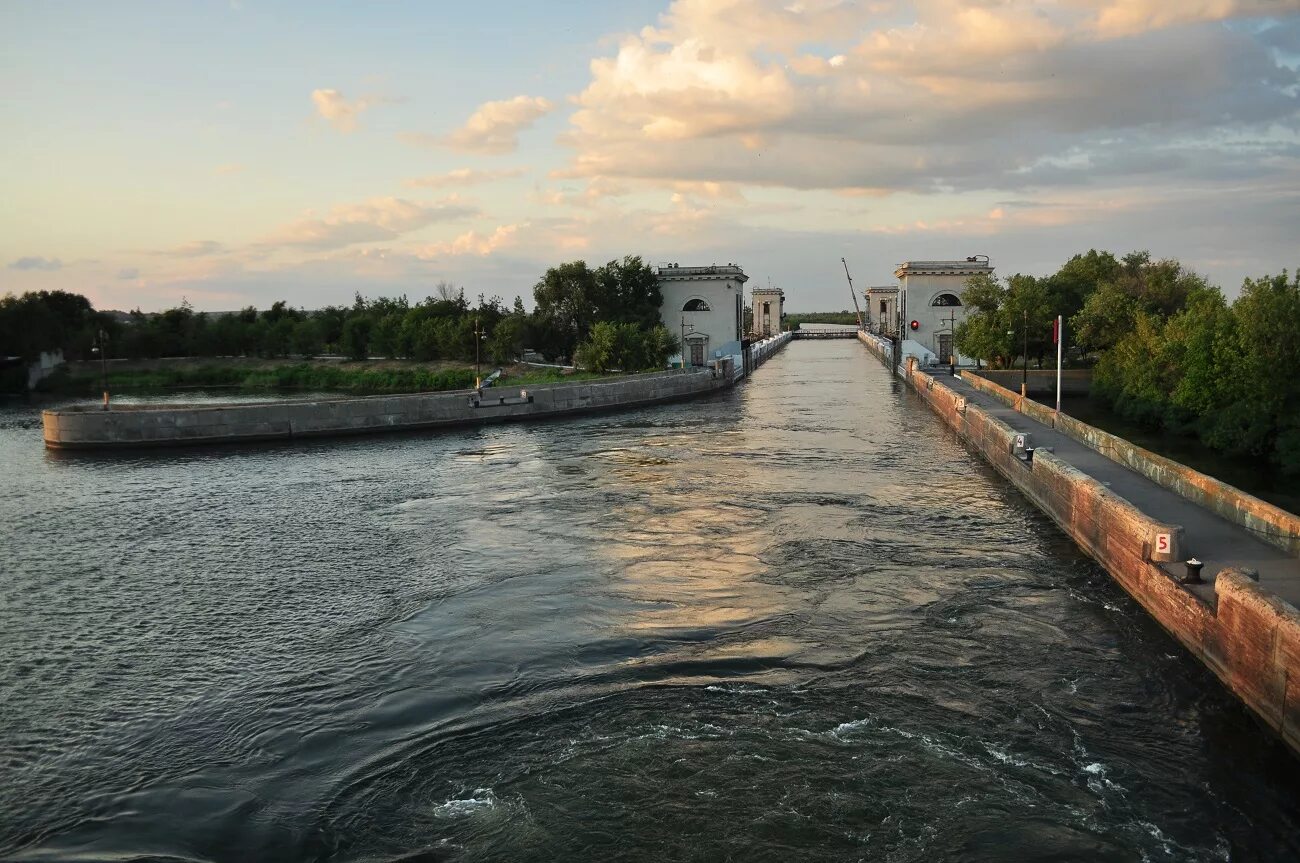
left=43, top=332, right=794, bottom=450
left=858, top=331, right=1300, bottom=756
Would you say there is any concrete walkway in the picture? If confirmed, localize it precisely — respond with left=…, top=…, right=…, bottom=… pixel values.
left=943, top=372, right=1300, bottom=609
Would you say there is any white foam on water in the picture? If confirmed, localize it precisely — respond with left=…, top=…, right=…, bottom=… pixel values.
left=432, top=788, right=498, bottom=818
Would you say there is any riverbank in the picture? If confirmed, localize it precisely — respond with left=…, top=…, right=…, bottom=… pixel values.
left=37, top=357, right=606, bottom=396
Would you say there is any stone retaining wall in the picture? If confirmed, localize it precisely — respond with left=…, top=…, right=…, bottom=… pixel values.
left=963, top=371, right=1300, bottom=556
left=971, top=368, right=1092, bottom=396
left=856, top=330, right=894, bottom=366
left=900, top=357, right=1299, bottom=754
left=43, top=368, right=729, bottom=449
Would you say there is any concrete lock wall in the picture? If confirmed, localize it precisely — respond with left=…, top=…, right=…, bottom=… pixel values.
left=43, top=368, right=731, bottom=450
left=856, top=330, right=894, bottom=366
left=971, top=369, right=1093, bottom=397
left=964, top=371, right=1300, bottom=558
left=899, top=358, right=1300, bottom=754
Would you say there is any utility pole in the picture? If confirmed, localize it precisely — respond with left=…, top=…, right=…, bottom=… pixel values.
left=97, top=327, right=110, bottom=411
left=1022, top=309, right=1029, bottom=396
left=1055, top=314, right=1063, bottom=413
left=474, top=317, right=482, bottom=389
left=948, top=307, right=957, bottom=373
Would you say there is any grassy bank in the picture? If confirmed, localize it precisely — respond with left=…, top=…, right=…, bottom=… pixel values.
left=35, top=360, right=609, bottom=396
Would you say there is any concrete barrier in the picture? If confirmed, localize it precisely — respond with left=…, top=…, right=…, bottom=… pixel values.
left=43, top=368, right=729, bottom=450
left=971, top=368, right=1092, bottom=396
left=856, top=330, right=894, bottom=367
left=896, top=358, right=1300, bottom=755
left=964, top=370, right=1300, bottom=557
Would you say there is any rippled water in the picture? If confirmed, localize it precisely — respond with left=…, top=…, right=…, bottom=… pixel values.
left=2, top=341, right=1298, bottom=862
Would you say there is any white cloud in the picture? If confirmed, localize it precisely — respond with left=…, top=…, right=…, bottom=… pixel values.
left=560, top=0, right=1299, bottom=198
left=157, top=240, right=227, bottom=258
left=311, top=88, right=372, bottom=133
left=413, top=95, right=554, bottom=154
left=404, top=167, right=526, bottom=188
left=415, top=224, right=521, bottom=258
left=262, top=196, right=478, bottom=250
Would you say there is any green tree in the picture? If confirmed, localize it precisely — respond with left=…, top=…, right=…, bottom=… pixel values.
left=341, top=316, right=372, bottom=361
left=291, top=318, right=324, bottom=358
left=533, top=260, right=598, bottom=360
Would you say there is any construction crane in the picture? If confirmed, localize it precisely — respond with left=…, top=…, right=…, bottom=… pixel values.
left=841, top=258, right=865, bottom=331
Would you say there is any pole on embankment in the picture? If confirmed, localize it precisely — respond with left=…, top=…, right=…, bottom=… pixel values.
left=1055, top=314, right=1063, bottom=413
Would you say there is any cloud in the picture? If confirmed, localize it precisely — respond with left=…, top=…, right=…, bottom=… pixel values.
left=156, top=240, right=227, bottom=258
left=214, top=163, right=245, bottom=175
left=404, top=167, right=526, bottom=188
left=559, top=0, right=1299, bottom=197
left=8, top=256, right=62, bottom=271
left=411, top=95, right=554, bottom=154
left=1081, top=0, right=1299, bottom=38
left=311, top=88, right=372, bottom=133
left=262, top=196, right=478, bottom=250
left=414, top=224, right=521, bottom=259
left=117, top=268, right=140, bottom=280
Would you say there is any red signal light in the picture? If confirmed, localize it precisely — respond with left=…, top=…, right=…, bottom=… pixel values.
left=910, top=319, right=920, bottom=331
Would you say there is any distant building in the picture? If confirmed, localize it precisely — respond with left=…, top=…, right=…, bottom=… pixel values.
left=892, top=258, right=993, bottom=366
left=750, top=286, right=785, bottom=337
left=864, top=285, right=899, bottom=334
left=656, top=264, right=747, bottom=368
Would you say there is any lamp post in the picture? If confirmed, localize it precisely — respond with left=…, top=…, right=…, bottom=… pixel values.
left=1021, top=308, right=1029, bottom=396
left=473, top=317, right=483, bottom=389
left=95, top=327, right=110, bottom=410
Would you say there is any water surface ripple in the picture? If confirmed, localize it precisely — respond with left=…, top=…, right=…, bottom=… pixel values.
left=2, top=342, right=1298, bottom=862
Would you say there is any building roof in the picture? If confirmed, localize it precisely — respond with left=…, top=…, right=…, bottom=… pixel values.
left=865, top=285, right=899, bottom=294
left=751, top=286, right=784, bottom=297
left=894, top=259, right=993, bottom=278
left=656, top=263, right=749, bottom=283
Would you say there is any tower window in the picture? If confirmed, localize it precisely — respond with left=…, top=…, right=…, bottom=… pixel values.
left=931, top=293, right=962, bottom=306
left=683, top=298, right=711, bottom=311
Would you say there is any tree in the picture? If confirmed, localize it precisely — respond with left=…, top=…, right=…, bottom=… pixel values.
left=341, top=316, right=372, bottom=361
left=291, top=319, right=324, bottom=358
left=592, top=256, right=662, bottom=330
left=533, top=260, right=598, bottom=360
left=488, top=315, right=526, bottom=363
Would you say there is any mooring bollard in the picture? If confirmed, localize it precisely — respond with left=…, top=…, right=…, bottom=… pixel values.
left=1183, top=558, right=1204, bottom=584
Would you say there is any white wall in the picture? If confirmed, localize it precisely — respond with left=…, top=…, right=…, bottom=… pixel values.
left=658, top=274, right=744, bottom=366
left=901, top=273, right=973, bottom=363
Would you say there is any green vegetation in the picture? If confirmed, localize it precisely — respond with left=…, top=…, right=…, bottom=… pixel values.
left=40, top=363, right=480, bottom=395
left=2, top=254, right=681, bottom=393
left=573, top=321, right=680, bottom=373
left=784, top=311, right=859, bottom=329
left=956, top=251, right=1300, bottom=475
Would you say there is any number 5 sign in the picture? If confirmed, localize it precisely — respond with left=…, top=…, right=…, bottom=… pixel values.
left=1155, top=533, right=1171, bottom=554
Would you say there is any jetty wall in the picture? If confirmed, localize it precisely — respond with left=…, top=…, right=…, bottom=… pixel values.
left=43, top=331, right=794, bottom=451
left=889, top=354, right=1300, bottom=754
left=963, top=370, right=1300, bottom=557
left=43, top=368, right=728, bottom=449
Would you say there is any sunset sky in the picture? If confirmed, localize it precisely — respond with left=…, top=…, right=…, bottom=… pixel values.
left=3, top=0, right=1298, bottom=312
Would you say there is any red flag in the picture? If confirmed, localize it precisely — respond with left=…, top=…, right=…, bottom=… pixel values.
left=1052, top=317, right=1059, bottom=344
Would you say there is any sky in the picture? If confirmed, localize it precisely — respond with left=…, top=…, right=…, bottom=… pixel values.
left=2, top=0, right=1298, bottom=313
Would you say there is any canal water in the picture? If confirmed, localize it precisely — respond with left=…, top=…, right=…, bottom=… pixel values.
left=2, top=340, right=1298, bottom=862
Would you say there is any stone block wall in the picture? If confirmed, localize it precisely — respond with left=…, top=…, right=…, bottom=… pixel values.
left=43, top=368, right=729, bottom=449
left=903, top=360, right=1300, bottom=755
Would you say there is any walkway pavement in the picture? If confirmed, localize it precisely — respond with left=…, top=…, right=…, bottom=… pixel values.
left=942, top=372, right=1300, bottom=609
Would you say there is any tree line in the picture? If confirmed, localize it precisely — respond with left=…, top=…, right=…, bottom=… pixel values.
left=0, top=255, right=681, bottom=372
left=954, top=251, right=1300, bottom=475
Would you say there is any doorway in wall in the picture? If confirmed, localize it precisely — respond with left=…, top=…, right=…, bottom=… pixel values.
left=937, top=333, right=953, bottom=364
left=690, top=341, right=706, bottom=367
